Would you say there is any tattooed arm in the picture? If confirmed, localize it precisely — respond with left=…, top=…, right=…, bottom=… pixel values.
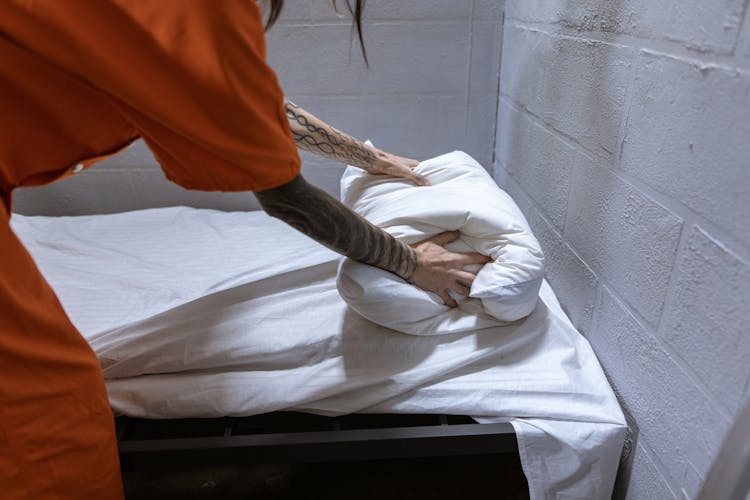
left=255, top=175, right=489, bottom=307
left=284, top=100, right=429, bottom=186
left=270, top=101, right=486, bottom=304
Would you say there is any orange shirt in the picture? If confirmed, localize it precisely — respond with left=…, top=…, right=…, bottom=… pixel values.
left=0, top=2, right=299, bottom=498
left=0, top=0, right=300, bottom=199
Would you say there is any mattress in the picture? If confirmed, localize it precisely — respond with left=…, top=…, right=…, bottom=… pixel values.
left=12, top=206, right=626, bottom=500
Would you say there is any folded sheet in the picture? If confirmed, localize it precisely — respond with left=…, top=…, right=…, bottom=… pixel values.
left=12, top=207, right=626, bottom=500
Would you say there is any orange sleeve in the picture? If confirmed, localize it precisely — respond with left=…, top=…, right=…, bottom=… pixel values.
left=1, top=0, right=300, bottom=191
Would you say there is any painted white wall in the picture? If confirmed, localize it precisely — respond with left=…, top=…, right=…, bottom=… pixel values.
left=493, top=1, right=750, bottom=498
left=12, top=0, right=503, bottom=215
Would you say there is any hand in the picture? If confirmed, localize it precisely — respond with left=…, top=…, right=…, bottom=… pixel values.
left=408, top=231, right=492, bottom=307
left=366, top=146, right=430, bottom=186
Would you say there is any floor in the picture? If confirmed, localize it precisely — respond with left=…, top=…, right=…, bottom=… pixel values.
left=122, top=454, right=530, bottom=499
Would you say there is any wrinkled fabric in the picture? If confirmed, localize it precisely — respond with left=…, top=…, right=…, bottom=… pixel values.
left=338, top=151, right=545, bottom=334
left=1, top=203, right=123, bottom=500
left=1, top=2, right=298, bottom=497
left=0, top=0, right=299, bottom=194
left=14, top=207, right=626, bottom=499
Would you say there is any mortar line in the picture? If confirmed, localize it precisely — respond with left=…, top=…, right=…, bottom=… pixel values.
left=730, top=0, right=750, bottom=55
left=498, top=95, right=750, bottom=261
left=498, top=92, right=618, bottom=165
left=508, top=19, right=750, bottom=69
left=500, top=163, right=740, bottom=421
left=631, top=423, right=682, bottom=498
left=614, top=45, right=639, bottom=170
left=596, top=285, right=730, bottom=498
left=464, top=0, right=476, bottom=136
left=591, top=260, right=736, bottom=424
left=489, top=10, right=506, bottom=177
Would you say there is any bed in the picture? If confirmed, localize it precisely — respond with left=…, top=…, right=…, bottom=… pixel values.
left=12, top=206, right=626, bottom=500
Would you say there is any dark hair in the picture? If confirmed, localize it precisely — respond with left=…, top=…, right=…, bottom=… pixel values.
left=263, top=0, right=369, bottom=65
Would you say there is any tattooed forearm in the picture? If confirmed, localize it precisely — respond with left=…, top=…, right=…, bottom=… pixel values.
left=284, top=100, right=379, bottom=171
left=255, top=174, right=418, bottom=280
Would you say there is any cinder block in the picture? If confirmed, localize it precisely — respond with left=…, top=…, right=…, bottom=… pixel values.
left=589, top=288, right=733, bottom=498
left=499, top=25, right=633, bottom=156
left=565, top=157, right=682, bottom=325
left=624, top=443, right=678, bottom=500
left=500, top=174, right=599, bottom=333
left=740, top=4, right=750, bottom=60
left=13, top=167, right=140, bottom=216
left=473, top=0, right=505, bottom=20
left=128, top=170, right=264, bottom=212
left=660, top=226, right=750, bottom=416
left=540, top=229, right=599, bottom=335
left=13, top=167, right=264, bottom=216
left=96, top=139, right=157, bottom=170
left=470, top=21, right=503, bottom=96
left=466, top=93, right=501, bottom=168
left=266, top=23, right=470, bottom=96
left=299, top=152, right=347, bottom=198
left=620, top=51, right=750, bottom=245
left=496, top=98, right=575, bottom=230
left=287, top=94, right=480, bottom=165
left=505, top=0, right=745, bottom=54
left=33, top=147, right=344, bottom=214
left=310, top=0, right=470, bottom=22
left=268, top=0, right=312, bottom=23
left=504, top=0, right=635, bottom=33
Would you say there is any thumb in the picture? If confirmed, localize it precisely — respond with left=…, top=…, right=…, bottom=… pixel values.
left=390, top=163, right=430, bottom=186
left=408, top=170, right=431, bottom=187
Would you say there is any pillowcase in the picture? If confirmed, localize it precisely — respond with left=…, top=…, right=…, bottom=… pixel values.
left=336, top=149, right=545, bottom=335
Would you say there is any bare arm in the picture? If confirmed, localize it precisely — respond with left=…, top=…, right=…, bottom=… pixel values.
left=284, top=100, right=429, bottom=186
left=255, top=175, right=488, bottom=306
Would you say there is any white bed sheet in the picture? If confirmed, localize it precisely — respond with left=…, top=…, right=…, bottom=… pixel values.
left=12, top=207, right=626, bottom=500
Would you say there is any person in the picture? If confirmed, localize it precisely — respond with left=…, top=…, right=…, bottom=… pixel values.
left=0, top=1, right=489, bottom=497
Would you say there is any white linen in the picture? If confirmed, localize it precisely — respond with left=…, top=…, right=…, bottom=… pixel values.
left=338, top=151, right=545, bottom=334
left=12, top=207, right=626, bottom=500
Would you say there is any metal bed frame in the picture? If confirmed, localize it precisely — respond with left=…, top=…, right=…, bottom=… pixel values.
left=116, top=411, right=517, bottom=470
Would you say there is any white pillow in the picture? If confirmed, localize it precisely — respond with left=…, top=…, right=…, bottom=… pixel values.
left=336, top=150, right=545, bottom=335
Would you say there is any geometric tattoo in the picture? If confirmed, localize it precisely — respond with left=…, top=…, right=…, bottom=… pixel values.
left=255, top=174, right=418, bottom=281
left=284, top=100, right=379, bottom=171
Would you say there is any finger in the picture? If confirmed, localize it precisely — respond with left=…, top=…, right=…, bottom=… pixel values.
left=453, top=279, right=472, bottom=297
left=439, top=290, right=458, bottom=308
left=411, top=172, right=431, bottom=187
left=426, top=230, right=461, bottom=246
left=452, top=252, right=492, bottom=266
left=392, top=155, right=419, bottom=169
left=455, top=271, right=478, bottom=287
left=390, top=164, right=431, bottom=187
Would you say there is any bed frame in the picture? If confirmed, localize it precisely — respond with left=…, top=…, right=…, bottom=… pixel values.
left=116, top=412, right=517, bottom=470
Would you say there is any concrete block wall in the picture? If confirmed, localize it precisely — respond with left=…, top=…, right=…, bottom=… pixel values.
left=13, top=0, right=503, bottom=215
left=494, top=1, right=750, bottom=498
